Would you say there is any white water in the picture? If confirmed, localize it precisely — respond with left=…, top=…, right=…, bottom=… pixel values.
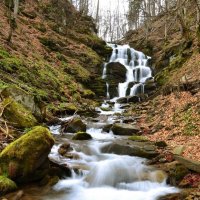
left=103, top=44, right=152, bottom=98
left=46, top=113, right=178, bottom=200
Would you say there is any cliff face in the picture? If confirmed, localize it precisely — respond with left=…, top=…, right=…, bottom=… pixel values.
left=0, top=0, right=110, bottom=114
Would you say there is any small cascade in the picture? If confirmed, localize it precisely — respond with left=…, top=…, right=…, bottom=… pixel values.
left=102, top=44, right=153, bottom=99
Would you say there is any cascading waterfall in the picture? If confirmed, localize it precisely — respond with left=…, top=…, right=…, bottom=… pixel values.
left=103, top=44, right=152, bottom=98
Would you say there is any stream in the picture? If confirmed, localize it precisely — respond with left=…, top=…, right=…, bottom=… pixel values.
left=45, top=44, right=178, bottom=200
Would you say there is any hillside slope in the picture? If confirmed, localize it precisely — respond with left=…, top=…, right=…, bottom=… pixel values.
left=0, top=0, right=110, bottom=116
left=123, top=2, right=200, bottom=161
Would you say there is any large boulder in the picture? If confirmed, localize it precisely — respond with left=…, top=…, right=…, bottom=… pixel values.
left=61, top=117, right=86, bottom=133
left=111, top=123, right=141, bottom=136
left=105, top=62, right=127, bottom=98
left=0, top=126, right=54, bottom=183
left=2, top=98, right=38, bottom=129
left=101, top=140, right=158, bottom=159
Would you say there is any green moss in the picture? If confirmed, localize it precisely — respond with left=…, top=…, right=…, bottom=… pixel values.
left=0, top=57, right=23, bottom=73
left=0, top=126, right=54, bottom=181
left=0, top=176, right=17, bottom=194
left=128, top=136, right=148, bottom=142
left=2, top=97, right=37, bottom=129
left=182, top=108, right=199, bottom=136
left=82, top=89, right=95, bottom=99
left=72, top=132, right=92, bottom=140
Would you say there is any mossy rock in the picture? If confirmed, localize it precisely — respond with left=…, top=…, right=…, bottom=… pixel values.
left=0, top=176, right=17, bottom=194
left=72, top=132, right=92, bottom=140
left=2, top=97, right=38, bottom=129
left=0, top=126, right=54, bottom=182
left=82, top=89, right=95, bottom=99
left=1, top=86, right=42, bottom=119
left=128, top=136, right=149, bottom=142
left=62, top=117, right=86, bottom=133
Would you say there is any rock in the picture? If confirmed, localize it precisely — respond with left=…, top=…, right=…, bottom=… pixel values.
left=62, top=117, right=86, bottom=133
left=155, top=141, right=167, bottom=148
left=105, top=62, right=127, bottom=98
left=58, top=142, right=73, bottom=156
left=0, top=176, right=17, bottom=194
left=172, top=145, right=185, bottom=155
left=101, top=141, right=158, bottom=159
left=116, top=97, right=127, bottom=104
left=1, top=86, right=42, bottom=120
left=122, top=117, right=135, bottom=123
left=72, top=132, right=92, bottom=140
left=102, top=124, right=112, bottom=133
left=54, top=103, right=77, bottom=115
left=2, top=98, right=38, bottom=129
left=0, top=126, right=54, bottom=183
left=174, top=155, right=200, bottom=173
left=127, top=95, right=140, bottom=103
left=168, top=162, right=190, bottom=186
left=128, top=136, right=148, bottom=142
left=111, top=123, right=141, bottom=136
left=100, top=106, right=112, bottom=111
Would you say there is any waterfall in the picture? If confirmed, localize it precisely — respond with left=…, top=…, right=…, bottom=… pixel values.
left=103, top=44, right=152, bottom=99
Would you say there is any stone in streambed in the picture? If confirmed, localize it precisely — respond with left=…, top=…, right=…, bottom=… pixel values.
left=102, top=124, right=112, bottom=133
left=127, top=95, right=140, bottom=103
left=111, top=123, right=141, bottom=136
left=116, top=97, right=127, bottom=104
left=0, top=176, right=17, bottom=194
left=58, top=142, right=73, bottom=156
left=101, top=141, right=158, bottom=159
left=61, top=117, right=86, bottom=133
left=72, top=132, right=92, bottom=140
left=0, top=126, right=54, bottom=183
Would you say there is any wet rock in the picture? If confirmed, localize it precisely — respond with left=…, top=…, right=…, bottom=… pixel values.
left=127, top=95, right=140, bottom=103
left=58, top=142, right=73, bottom=156
left=0, top=176, right=17, bottom=195
left=2, top=97, right=38, bottom=129
left=102, top=124, right=113, bottom=133
left=61, top=117, right=86, bottom=133
left=111, top=123, right=141, bottom=136
left=116, top=97, right=127, bottom=104
left=72, top=132, right=92, bottom=140
left=49, top=159, right=72, bottom=178
left=0, top=126, right=54, bottom=183
left=174, top=155, right=200, bottom=173
left=101, top=141, right=158, bottom=159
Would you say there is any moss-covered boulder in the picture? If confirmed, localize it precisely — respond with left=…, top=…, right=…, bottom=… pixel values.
left=62, top=117, right=86, bottom=133
left=0, top=176, right=17, bottom=194
left=2, top=98, right=38, bottom=129
left=1, top=86, right=42, bottom=119
left=72, top=132, right=92, bottom=140
left=0, top=126, right=54, bottom=183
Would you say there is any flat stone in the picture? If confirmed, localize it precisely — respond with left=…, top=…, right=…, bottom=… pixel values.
left=111, top=123, right=141, bottom=136
left=174, top=155, right=200, bottom=173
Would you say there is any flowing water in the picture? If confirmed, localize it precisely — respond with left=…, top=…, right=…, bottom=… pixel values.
left=102, top=44, right=152, bottom=98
